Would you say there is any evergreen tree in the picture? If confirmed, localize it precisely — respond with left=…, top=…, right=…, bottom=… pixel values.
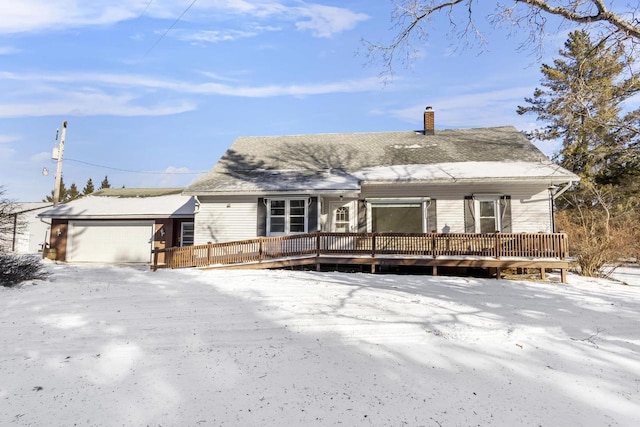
left=44, top=176, right=68, bottom=203
left=99, top=175, right=111, bottom=189
left=83, top=178, right=95, bottom=195
left=518, top=30, right=640, bottom=186
left=44, top=178, right=85, bottom=203
left=67, top=183, right=81, bottom=201
left=518, top=30, right=640, bottom=276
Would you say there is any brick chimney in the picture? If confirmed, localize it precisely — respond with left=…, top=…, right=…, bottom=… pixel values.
left=423, top=106, right=435, bottom=135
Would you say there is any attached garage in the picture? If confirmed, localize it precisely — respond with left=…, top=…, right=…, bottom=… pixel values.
left=38, top=188, right=196, bottom=264
left=67, top=221, right=154, bottom=263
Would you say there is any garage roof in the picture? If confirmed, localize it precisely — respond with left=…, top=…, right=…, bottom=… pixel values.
left=38, top=190, right=195, bottom=219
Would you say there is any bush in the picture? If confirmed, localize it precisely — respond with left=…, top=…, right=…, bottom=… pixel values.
left=0, top=253, right=50, bottom=287
left=556, top=182, right=640, bottom=277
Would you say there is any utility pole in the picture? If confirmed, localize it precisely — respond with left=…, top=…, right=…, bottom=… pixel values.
left=53, top=121, right=67, bottom=207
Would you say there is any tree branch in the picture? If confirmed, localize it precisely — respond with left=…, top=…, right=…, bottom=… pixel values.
left=519, top=0, right=640, bottom=39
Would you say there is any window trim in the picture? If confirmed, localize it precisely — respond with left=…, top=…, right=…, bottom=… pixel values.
left=266, top=197, right=309, bottom=236
left=475, top=199, right=500, bottom=233
left=466, top=194, right=510, bottom=233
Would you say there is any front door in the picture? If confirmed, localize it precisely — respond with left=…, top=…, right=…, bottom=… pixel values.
left=331, top=201, right=355, bottom=232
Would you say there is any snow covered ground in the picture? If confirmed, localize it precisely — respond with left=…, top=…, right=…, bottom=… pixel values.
left=1, top=262, right=639, bottom=426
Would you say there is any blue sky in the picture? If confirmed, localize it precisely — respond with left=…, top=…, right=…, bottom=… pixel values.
left=1, top=0, right=571, bottom=202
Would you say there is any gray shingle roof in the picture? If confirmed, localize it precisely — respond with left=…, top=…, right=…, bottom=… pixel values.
left=185, top=126, right=572, bottom=194
left=91, top=188, right=185, bottom=197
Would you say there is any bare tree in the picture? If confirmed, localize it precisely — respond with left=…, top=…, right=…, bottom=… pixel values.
left=0, top=186, right=21, bottom=252
left=556, top=180, right=640, bottom=277
left=366, top=1, right=640, bottom=75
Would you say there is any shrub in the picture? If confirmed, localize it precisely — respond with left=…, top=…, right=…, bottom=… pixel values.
left=557, top=182, right=640, bottom=277
left=0, top=253, right=50, bottom=287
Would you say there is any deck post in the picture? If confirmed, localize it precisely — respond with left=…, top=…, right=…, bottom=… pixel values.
left=259, top=238, right=263, bottom=263
left=152, top=247, right=159, bottom=271
left=540, top=267, right=546, bottom=281
left=371, top=233, right=377, bottom=258
left=496, top=267, right=502, bottom=280
left=432, top=265, right=438, bottom=276
left=431, top=233, right=437, bottom=259
left=207, top=243, right=212, bottom=265
left=495, top=232, right=501, bottom=259
left=315, top=231, right=321, bottom=271
left=561, top=268, right=567, bottom=284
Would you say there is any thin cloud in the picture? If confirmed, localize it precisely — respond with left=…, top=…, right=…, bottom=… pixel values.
left=175, top=28, right=260, bottom=44
left=294, top=4, right=369, bottom=38
left=0, top=90, right=196, bottom=118
left=30, top=151, right=52, bottom=163
left=0, top=134, right=20, bottom=144
left=0, top=1, right=368, bottom=39
left=0, top=46, right=19, bottom=55
left=0, top=70, right=382, bottom=98
left=0, top=1, right=140, bottom=34
left=390, top=87, right=536, bottom=128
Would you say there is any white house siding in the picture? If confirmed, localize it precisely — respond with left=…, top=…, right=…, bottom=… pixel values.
left=195, top=196, right=257, bottom=244
left=0, top=204, right=51, bottom=253
left=360, top=182, right=553, bottom=233
left=509, top=187, right=553, bottom=233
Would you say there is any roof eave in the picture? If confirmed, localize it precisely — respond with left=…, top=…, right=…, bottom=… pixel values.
left=361, top=176, right=580, bottom=185
left=38, top=213, right=194, bottom=220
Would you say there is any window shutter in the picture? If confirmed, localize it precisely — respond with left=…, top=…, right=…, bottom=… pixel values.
left=464, top=196, right=475, bottom=233
left=357, top=200, right=367, bottom=232
left=308, top=197, right=318, bottom=232
left=427, top=199, right=437, bottom=232
left=257, top=198, right=266, bottom=236
left=500, top=196, right=512, bottom=233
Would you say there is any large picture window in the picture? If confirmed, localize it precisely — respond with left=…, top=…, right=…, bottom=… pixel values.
left=371, top=204, right=423, bottom=233
left=366, top=198, right=436, bottom=233
left=267, top=198, right=308, bottom=235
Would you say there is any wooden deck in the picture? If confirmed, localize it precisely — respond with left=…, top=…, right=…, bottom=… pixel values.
left=152, top=232, right=570, bottom=283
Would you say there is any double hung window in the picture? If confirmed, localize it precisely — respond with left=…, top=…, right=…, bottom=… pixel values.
left=478, top=200, right=499, bottom=233
left=267, top=198, right=308, bottom=235
left=464, top=195, right=511, bottom=233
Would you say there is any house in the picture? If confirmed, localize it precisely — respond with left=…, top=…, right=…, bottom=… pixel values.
left=0, top=202, right=52, bottom=254
left=184, top=109, right=579, bottom=244
left=38, top=188, right=195, bottom=263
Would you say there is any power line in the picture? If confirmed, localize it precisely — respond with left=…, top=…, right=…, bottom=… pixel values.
left=65, top=158, right=207, bottom=175
left=139, top=0, right=155, bottom=19
left=144, top=0, right=198, bottom=56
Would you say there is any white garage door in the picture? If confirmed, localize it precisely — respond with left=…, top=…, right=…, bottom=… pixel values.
left=68, top=221, right=154, bottom=263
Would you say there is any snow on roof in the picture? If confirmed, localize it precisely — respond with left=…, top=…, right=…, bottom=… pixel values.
left=15, top=202, right=53, bottom=213
left=191, top=169, right=361, bottom=194
left=186, top=126, right=579, bottom=194
left=91, top=187, right=185, bottom=197
left=353, top=161, right=580, bottom=184
left=38, top=194, right=195, bottom=219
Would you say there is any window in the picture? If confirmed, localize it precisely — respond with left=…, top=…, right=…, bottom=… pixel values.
left=269, top=200, right=286, bottom=233
left=371, top=204, right=423, bottom=233
left=366, top=199, right=436, bottom=233
left=464, top=196, right=511, bottom=233
left=479, top=200, right=498, bottom=233
left=180, top=222, right=194, bottom=246
left=267, top=198, right=308, bottom=235
left=334, top=206, right=350, bottom=232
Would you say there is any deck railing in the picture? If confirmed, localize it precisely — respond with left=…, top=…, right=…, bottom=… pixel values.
left=153, top=232, right=568, bottom=270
